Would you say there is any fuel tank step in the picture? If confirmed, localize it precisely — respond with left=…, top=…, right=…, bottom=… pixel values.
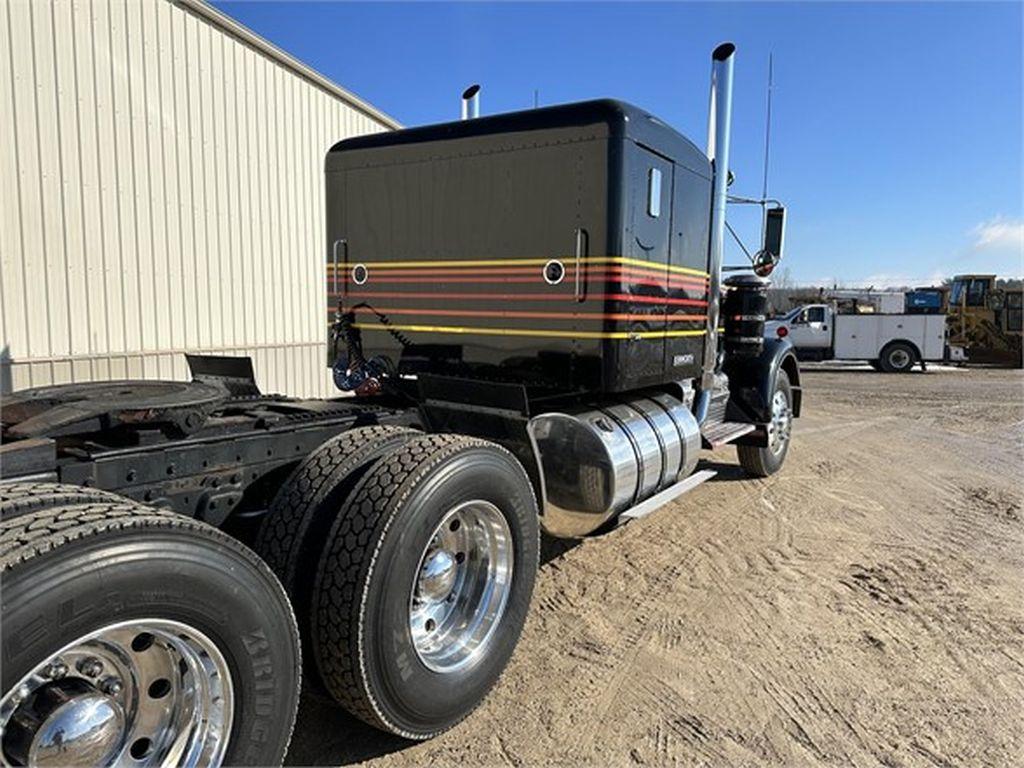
left=700, top=421, right=756, bottom=449
left=617, top=469, right=717, bottom=526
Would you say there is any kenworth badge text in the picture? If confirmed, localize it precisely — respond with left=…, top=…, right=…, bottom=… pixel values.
left=0, top=44, right=799, bottom=766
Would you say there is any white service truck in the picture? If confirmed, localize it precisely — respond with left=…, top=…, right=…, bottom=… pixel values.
left=765, top=304, right=946, bottom=372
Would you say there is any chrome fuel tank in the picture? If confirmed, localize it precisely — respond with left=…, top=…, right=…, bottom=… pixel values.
left=528, top=390, right=701, bottom=537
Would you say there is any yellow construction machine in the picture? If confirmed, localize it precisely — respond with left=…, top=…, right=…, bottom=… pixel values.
left=946, top=275, right=1023, bottom=367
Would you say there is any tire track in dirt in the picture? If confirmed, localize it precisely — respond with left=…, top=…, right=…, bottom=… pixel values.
left=559, top=520, right=746, bottom=759
left=543, top=456, right=791, bottom=760
left=705, top=559, right=884, bottom=765
left=814, top=434, right=1018, bottom=686
left=574, top=442, right=887, bottom=766
left=290, top=369, right=1024, bottom=768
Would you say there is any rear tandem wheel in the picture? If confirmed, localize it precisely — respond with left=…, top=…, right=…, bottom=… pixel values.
left=252, top=425, right=419, bottom=693
left=310, top=434, right=540, bottom=739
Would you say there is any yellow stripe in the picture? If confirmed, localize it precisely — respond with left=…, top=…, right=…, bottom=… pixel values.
left=331, top=256, right=709, bottom=278
left=600, top=256, right=709, bottom=277
left=352, top=322, right=707, bottom=340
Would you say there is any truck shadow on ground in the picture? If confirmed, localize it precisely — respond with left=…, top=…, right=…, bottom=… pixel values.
left=798, top=364, right=936, bottom=375
left=287, top=532, right=587, bottom=766
left=699, top=459, right=749, bottom=483
left=286, top=691, right=409, bottom=766
left=287, top=462, right=747, bottom=765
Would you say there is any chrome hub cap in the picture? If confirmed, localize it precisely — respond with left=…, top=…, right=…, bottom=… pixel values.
left=768, top=389, right=793, bottom=455
left=0, top=620, right=233, bottom=768
left=409, top=500, right=514, bottom=673
left=11, top=681, right=125, bottom=766
left=419, top=550, right=458, bottom=602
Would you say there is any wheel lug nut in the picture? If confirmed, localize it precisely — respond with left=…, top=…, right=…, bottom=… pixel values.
left=10, top=685, right=30, bottom=706
left=77, top=657, right=104, bottom=677
left=42, top=661, right=68, bottom=680
left=99, top=677, right=124, bottom=696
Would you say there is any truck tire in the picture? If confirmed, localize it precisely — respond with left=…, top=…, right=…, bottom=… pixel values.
left=254, top=425, right=418, bottom=597
left=0, top=480, right=123, bottom=520
left=1, top=501, right=301, bottom=767
left=737, top=370, right=793, bottom=477
left=252, top=424, right=417, bottom=692
left=311, top=434, right=540, bottom=739
left=879, top=341, right=917, bottom=373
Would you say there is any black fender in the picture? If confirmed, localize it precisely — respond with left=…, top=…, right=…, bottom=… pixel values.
left=723, top=337, right=802, bottom=424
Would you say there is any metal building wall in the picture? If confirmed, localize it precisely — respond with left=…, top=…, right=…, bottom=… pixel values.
left=0, top=0, right=397, bottom=397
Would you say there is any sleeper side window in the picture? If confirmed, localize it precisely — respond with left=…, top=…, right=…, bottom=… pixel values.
left=647, top=168, right=662, bottom=217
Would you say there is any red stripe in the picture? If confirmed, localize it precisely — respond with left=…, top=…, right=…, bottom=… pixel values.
left=338, top=275, right=707, bottom=288
left=334, top=291, right=708, bottom=307
left=335, top=278, right=707, bottom=293
left=334, top=266, right=553, bottom=277
left=591, top=266, right=709, bottom=285
left=334, top=265, right=709, bottom=289
left=346, top=307, right=707, bottom=322
left=327, top=263, right=709, bottom=281
left=343, top=274, right=561, bottom=285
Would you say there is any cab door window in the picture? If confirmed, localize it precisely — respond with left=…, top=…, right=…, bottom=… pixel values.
left=950, top=281, right=966, bottom=305
left=967, top=280, right=988, bottom=307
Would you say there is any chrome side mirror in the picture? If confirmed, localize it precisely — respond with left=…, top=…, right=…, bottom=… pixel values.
left=752, top=250, right=777, bottom=277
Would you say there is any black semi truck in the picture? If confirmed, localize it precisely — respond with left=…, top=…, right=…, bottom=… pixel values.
left=0, top=43, right=799, bottom=766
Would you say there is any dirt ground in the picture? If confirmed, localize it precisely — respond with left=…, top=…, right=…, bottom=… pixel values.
left=288, top=366, right=1024, bottom=767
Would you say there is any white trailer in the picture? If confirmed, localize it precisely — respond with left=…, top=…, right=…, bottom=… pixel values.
left=765, top=304, right=946, bottom=372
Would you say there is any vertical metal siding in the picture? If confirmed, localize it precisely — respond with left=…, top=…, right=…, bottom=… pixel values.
left=0, top=0, right=392, bottom=397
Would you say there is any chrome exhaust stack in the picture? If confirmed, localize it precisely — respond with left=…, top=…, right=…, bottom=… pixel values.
left=461, top=84, right=480, bottom=120
left=699, top=42, right=736, bottom=401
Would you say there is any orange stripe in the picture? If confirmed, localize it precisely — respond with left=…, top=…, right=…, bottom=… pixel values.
left=609, top=276, right=709, bottom=290
left=329, top=263, right=709, bottom=282
left=330, top=264, right=709, bottom=285
left=336, top=265, right=554, bottom=277
left=334, top=291, right=709, bottom=307
left=336, top=273, right=709, bottom=291
left=340, top=306, right=706, bottom=322
left=593, top=266, right=709, bottom=283
left=325, top=256, right=708, bottom=278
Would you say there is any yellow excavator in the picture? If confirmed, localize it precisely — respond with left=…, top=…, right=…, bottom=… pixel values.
left=946, top=275, right=1023, bottom=367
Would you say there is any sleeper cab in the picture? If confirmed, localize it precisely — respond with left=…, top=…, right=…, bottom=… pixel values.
left=325, top=99, right=713, bottom=396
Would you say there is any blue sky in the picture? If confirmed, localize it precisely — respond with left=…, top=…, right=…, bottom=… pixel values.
left=213, top=1, right=1023, bottom=286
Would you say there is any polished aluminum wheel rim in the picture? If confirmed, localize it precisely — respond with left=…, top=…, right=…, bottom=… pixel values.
left=0, top=619, right=233, bottom=767
left=768, top=388, right=793, bottom=455
left=409, top=500, right=514, bottom=673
